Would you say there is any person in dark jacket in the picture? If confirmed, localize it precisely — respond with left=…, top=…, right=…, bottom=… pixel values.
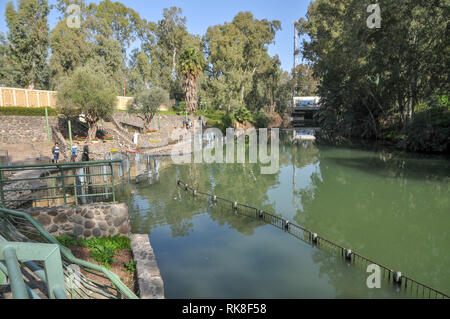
left=82, top=143, right=90, bottom=162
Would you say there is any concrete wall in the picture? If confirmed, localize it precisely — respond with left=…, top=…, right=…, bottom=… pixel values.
left=25, top=202, right=131, bottom=239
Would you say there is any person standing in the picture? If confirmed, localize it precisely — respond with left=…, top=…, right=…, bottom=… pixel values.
left=72, top=143, right=78, bottom=162
left=82, top=143, right=90, bottom=162
left=52, top=143, right=60, bottom=163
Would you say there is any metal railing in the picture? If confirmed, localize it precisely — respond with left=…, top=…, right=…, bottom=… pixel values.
left=0, top=235, right=67, bottom=299
left=0, top=160, right=124, bottom=209
left=0, top=206, right=138, bottom=299
left=177, top=179, right=449, bottom=299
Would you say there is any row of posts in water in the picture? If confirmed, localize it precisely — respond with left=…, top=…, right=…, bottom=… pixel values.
left=179, top=179, right=449, bottom=299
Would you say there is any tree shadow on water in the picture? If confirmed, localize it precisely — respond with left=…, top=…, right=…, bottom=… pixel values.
left=325, top=155, right=450, bottom=182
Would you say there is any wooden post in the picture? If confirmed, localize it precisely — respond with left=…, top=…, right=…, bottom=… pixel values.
left=0, top=87, right=4, bottom=107
left=37, top=90, right=40, bottom=107
left=13, top=89, right=17, bottom=106
left=47, top=91, right=50, bottom=107
left=25, top=90, right=29, bottom=107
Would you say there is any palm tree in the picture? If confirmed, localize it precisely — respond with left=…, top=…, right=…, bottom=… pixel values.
left=180, top=48, right=204, bottom=114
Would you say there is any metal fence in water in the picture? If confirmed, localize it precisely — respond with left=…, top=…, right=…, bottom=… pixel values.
left=177, top=179, right=449, bottom=299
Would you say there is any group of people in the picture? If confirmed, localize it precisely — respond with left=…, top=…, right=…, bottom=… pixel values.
left=182, top=119, right=192, bottom=129
left=51, top=142, right=90, bottom=163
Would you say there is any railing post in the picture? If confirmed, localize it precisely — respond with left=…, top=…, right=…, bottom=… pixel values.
left=73, top=170, right=78, bottom=206
left=68, top=120, right=73, bottom=152
left=2, top=245, right=29, bottom=299
left=110, top=163, right=116, bottom=203
left=45, top=107, right=51, bottom=142
left=60, top=167, right=67, bottom=206
left=0, top=166, right=5, bottom=208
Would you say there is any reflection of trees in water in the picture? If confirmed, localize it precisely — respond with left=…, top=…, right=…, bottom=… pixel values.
left=293, top=146, right=450, bottom=295
left=125, top=154, right=280, bottom=237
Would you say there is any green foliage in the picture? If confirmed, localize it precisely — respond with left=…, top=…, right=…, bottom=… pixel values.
left=56, top=234, right=132, bottom=268
left=5, top=0, right=50, bottom=89
left=253, top=111, right=270, bottom=128
left=174, top=101, right=187, bottom=113
left=234, top=108, right=253, bottom=123
left=90, top=243, right=116, bottom=268
left=299, top=0, right=448, bottom=150
left=0, top=106, right=58, bottom=116
left=125, top=260, right=136, bottom=274
left=56, top=234, right=82, bottom=248
left=203, top=12, right=281, bottom=113
left=128, top=87, right=170, bottom=129
left=57, top=65, right=118, bottom=141
left=402, top=107, right=450, bottom=153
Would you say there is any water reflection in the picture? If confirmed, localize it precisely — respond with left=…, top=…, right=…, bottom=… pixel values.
left=118, top=135, right=449, bottom=297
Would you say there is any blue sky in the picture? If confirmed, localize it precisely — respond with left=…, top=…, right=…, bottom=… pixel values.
left=0, top=0, right=311, bottom=71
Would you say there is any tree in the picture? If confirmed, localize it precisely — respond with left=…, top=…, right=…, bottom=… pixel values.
left=127, top=87, right=170, bottom=130
left=293, top=64, right=317, bottom=96
left=57, top=66, right=118, bottom=142
left=127, top=48, right=152, bottom=94
left=49, top=20, right=92, bottom=88
left=298, top=0, right=449, bottom=141
left=204, top=12, right=281, bottom=113
left=180, top=49, right=204, bottom=114
left=0, top=32, right=14, bottom=86
left=5, top=0, right=50, bottom=89
left=143, top=7, right=203, bottom=99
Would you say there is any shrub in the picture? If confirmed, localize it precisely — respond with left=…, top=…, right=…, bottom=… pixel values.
left=0, top=106, right=58, bottom=116
left=402, top=107, right=450, bottom=153
left=56, top=234, right=132, bottom=267
left=253, top=111, right=270, bottom=128
left=90, top=243, right=116, bottom=268
left=234, top=107, right=253, bottom=123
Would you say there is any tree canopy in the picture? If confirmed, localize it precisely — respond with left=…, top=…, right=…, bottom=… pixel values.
left=57, top=66, right=118, bottom=142
left=127, top=87, right=170, bottom=130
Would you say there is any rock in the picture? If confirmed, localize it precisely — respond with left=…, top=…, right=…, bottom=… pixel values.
left=48, top=224, right=58, bottom=233
left=73, top=225, right=84, bottom=236
left=84, top=210, right=94, bottom=219
left=118, top=224, right=130, bottom=235
left=69, top=215, right=83, bottom=225
left=36, top=214, right=51, bottom=226
left=113, top=215, right=127, bottom=227
left=54, top=212, right=68, bottom=224
left=62, top=224, right=74, bottom=231
left=84, top=220, right=95, bottom=229
left=92, top=228, right=102, bottom=238
left=83, top=230, right=91, bottom=238
left=47, top=207, right=59, bottom=217
left=98, top=222, right=108, bottom=231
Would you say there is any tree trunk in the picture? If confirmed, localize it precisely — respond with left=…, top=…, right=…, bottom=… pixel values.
left=143, top=114, right=155, bottom=131
left=87, top=121, right=97, bottom=143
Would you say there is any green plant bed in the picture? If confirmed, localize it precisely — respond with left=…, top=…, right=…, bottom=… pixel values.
left=0, top=106, right=58, bottom=116
left=56, top=234, right=131, bottom=268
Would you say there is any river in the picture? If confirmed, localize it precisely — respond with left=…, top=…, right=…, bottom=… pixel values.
left=117, top=132, right=450, bottom=298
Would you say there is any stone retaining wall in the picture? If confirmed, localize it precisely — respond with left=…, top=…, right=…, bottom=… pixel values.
left=130, top=234, right=165, bottom=299
left=0, top=116, right=58, bottom=144
left=25, top=202, right=131, bottom=239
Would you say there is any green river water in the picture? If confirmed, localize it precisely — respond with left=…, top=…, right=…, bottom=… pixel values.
left=118, top=134, right=450, bottom=299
